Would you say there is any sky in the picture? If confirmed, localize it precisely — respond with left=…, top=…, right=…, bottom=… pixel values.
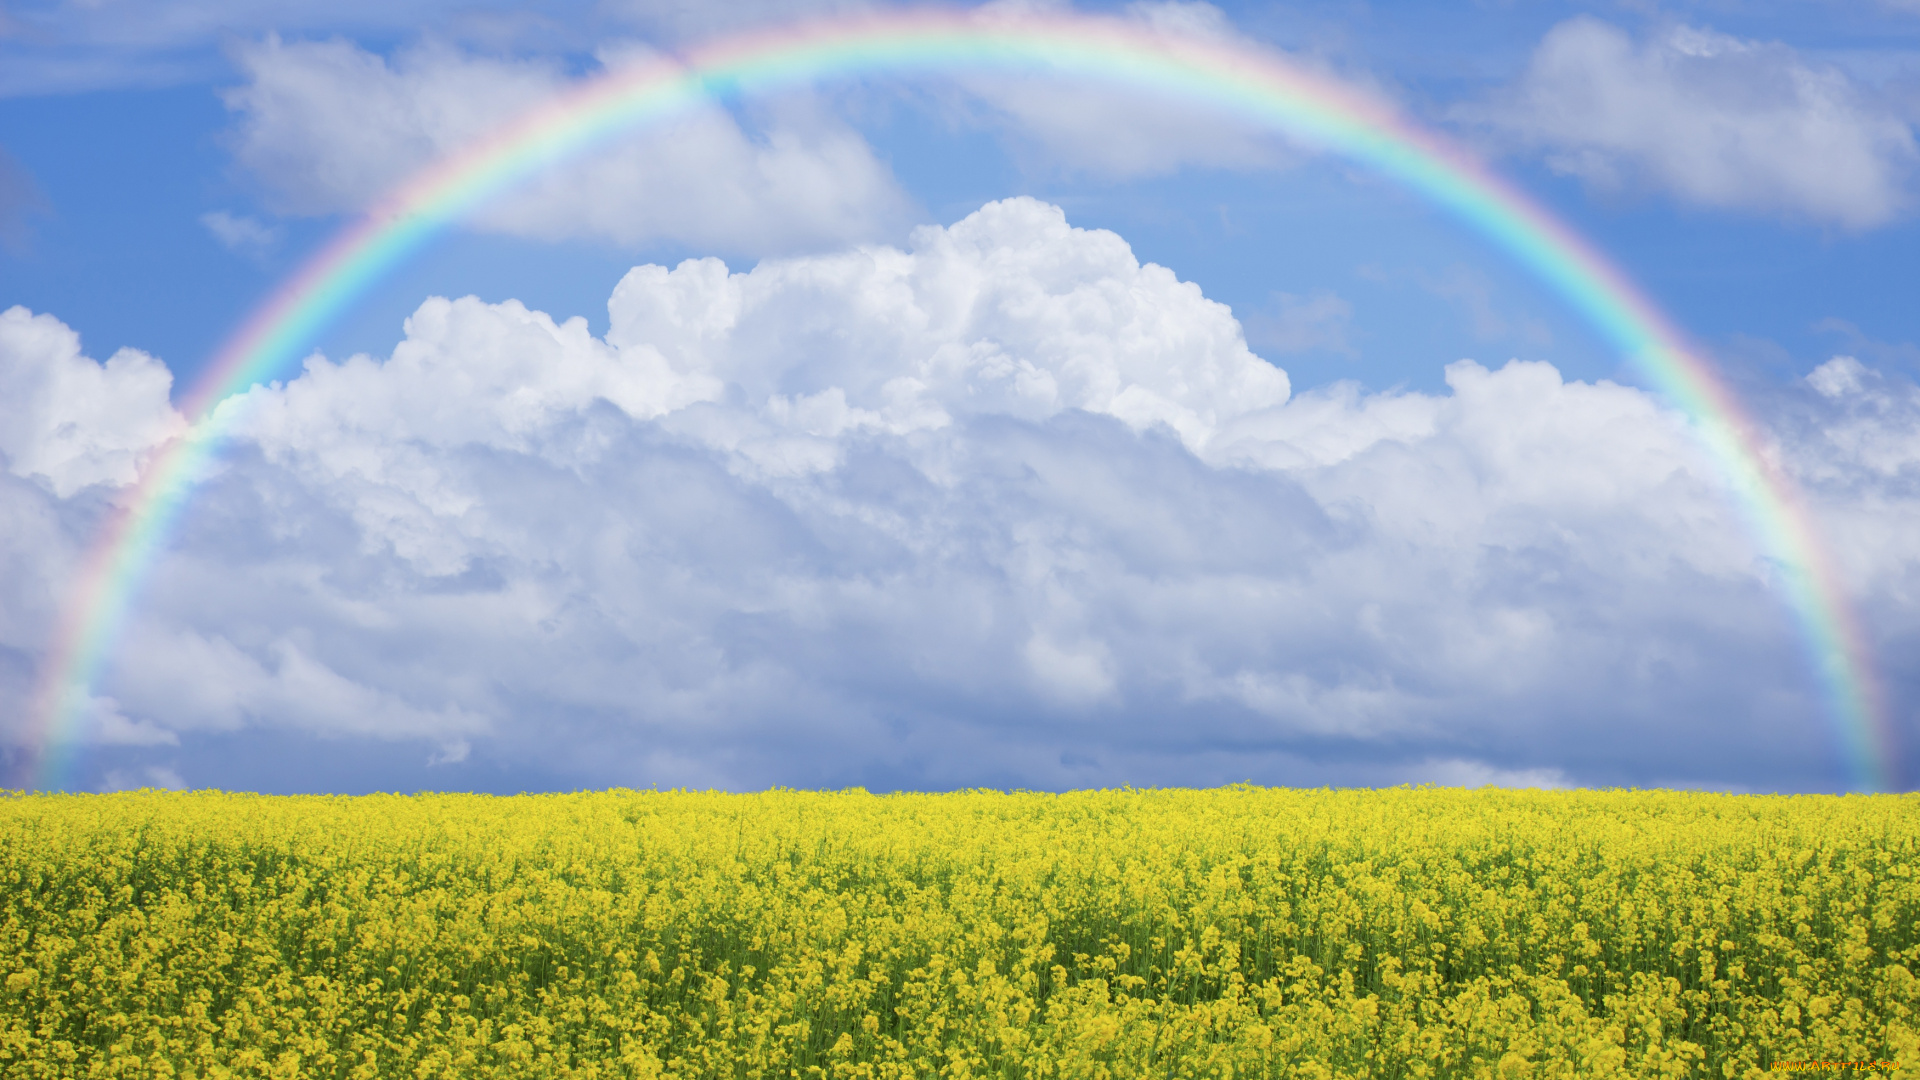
left=2, top=0, right=1919, bottom=795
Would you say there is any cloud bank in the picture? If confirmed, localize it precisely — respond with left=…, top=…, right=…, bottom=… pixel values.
left=3, top=199, right=1915, bottom=793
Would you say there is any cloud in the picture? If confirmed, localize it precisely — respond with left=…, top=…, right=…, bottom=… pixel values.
left=1353, top=262, right=1553, bottom=350
left=99, top=765, right=185, bottom=793
left=0, top=308, right=186, bottom=749
left=199, top=209, right=281, bottom=256
left=221, top=35, right=915, bottom=254
left=58, top=693, right=180, bottom=748
left=0, top=0, right=527, bottom=95
left=923, top=1, right=1331, bottom=179
left=1467, top=17, right=1920, bottom=228
left=0, top=148, right=46, bottom=253
left=1813, top=319, right=1920, bottom=374
left=6, top=200, right=1916, bottom=793
left=1408, top=758, right=1571, bottom=790
left=1773, top=357, right=1920, bottom=580
left=0, top=0, right=893, bottom=96
left=598, top=0, right=872, bottom=41
left=1787, top=355, right=1920, bottom=487
left=1242, top=290, right=1356, bottom=357
left=214, top=5, right=1345, bottom=247
left=0, top=305, right=184, bottom=497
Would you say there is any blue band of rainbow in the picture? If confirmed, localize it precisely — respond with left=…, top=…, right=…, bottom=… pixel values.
left=28, top=9, right=1895, bottom=791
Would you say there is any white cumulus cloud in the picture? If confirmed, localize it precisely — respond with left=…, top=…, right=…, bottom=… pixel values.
left=6, top=200, right=1918, bottom=793
left=0, top=308, right=184, bottom=749
left=1468, top=17, right=1920, bottom=228
left=0, top=305, right=184, bottom=497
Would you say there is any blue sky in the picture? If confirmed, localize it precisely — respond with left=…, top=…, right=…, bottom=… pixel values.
left=2, top=0, right=1918, bottom=794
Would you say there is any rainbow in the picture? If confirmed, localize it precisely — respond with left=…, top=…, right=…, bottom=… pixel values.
left=28, top=8, right=1896, bottom=791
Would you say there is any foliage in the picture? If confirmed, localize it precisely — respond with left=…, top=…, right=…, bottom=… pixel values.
left=1, top=786, right=1916, bottom=1078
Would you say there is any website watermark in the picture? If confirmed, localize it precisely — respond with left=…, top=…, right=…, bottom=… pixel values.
left=1769, top=1063, right=1898, bottom=1074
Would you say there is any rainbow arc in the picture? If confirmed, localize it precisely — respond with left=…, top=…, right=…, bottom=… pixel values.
left=28, top=9, right=1895, bottom=791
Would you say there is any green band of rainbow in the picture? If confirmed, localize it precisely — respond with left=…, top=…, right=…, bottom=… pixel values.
left=29, top=9, right=1896, bottom=791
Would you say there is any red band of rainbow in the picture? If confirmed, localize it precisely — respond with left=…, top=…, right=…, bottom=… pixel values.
left=29, top=10, right=1894, bottom=791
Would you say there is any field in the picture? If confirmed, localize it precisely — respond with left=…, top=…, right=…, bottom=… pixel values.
left=0, top=787, right=1915, bottom=1078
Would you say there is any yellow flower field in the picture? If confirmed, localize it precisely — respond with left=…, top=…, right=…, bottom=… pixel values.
left=1, top=787, right=1915, bottom=1078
